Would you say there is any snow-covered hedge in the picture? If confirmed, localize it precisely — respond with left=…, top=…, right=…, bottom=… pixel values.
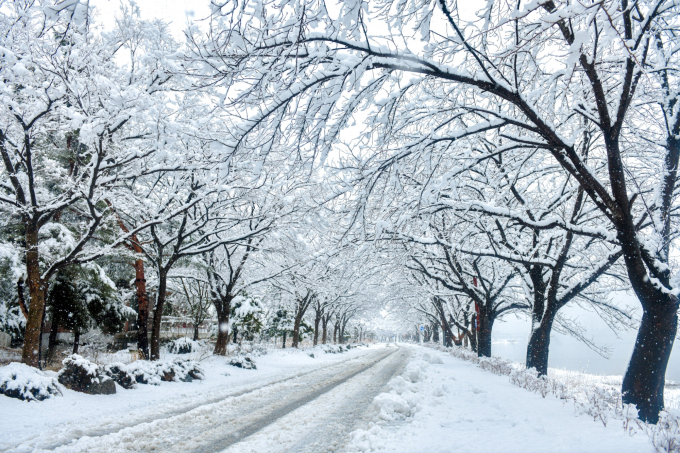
left=229, top=355, right=257, bottom=370
left=0, top=363, right=62, bottom=401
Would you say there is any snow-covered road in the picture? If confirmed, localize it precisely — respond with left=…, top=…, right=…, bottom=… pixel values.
left=6, top=345, right=407, bottom=453
left=3, top=344, right=661, bottom=453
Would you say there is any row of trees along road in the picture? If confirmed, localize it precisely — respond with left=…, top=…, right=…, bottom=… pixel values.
left=1, top=0, right=679, bottom=425
left=197, top=0, right=680, bottom=423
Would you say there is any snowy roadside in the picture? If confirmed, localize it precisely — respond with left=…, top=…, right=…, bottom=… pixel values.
left=0, top=344, right=376, bottom=452
left=346, top=344, right=659, bottom=453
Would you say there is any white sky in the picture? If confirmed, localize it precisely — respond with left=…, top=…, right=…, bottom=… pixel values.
left=89, top=0, right=213, bottom=38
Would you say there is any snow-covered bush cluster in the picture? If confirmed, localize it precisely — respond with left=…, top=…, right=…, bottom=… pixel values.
left=229, top=355, right=257, bottom=370
left=0, top=363, right=62, bottom=401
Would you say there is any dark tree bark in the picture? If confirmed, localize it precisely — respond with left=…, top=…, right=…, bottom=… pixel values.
left=150, top=271, right=168, bottom=360
left=477, top=310, right=493, bottom=358
left=133, top=258, right=150, bottom=358
left=526, top=313, right=554, bottom=376
left=22, top=224, right=47, bottom=367
left=46, top=319, right=59, bottom=365
left=213, top=301, right=232, bottom=356
left=72, top=330, right=80, bottom=354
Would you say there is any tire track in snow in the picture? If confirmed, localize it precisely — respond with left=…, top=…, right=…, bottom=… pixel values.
left=195, top=347, right=407, bottom=453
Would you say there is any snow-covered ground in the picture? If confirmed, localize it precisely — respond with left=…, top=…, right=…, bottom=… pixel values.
left=346, top=345, right=658, bottom=453
left=2, top=343, right=675, bottom=453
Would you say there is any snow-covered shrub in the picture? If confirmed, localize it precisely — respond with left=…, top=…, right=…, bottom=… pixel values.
left=58, top=355, right=115, bottom=395
left=229, top=355, right=257, bottom=370
left=650, top=409, right=680, bottom=453
left=123, top=358, right=204, bottom=385
left=477, top=357, right=513, bottom=375
left=319, top=344, right=346, bottom=354
left=126, top=360, right=162, bottom=385
left=0, top=363, right=62, bottom=401
left=165, top=337, right=202, bottom=354
left=103, top=363, right=134, bottom=389
left=156, top=359, right=205, bottom=382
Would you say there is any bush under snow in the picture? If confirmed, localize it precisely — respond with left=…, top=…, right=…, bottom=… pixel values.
left=58, top=355, right=115, bottom=395
left=124, top=358, right=205, bottom=385
left=229, top=355, right=257, bottom=370
left=165, top=337, right=204, bottom=355
left=0, top=363, right=62, bottom=401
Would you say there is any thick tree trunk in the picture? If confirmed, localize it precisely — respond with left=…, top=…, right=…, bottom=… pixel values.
left=622, top=301, right=678, bottom=423
left=282, top=331, right=287, bottom=348
left=22, top=224, right=46, bottom=367
left=214, top=308, right=230, bottom=355
left=432, top=322, right=440, bottom=343
left=150, top=272, right=167, bottom=360
left=321, top=320, right=328, bottom=344
left=193, top=324, right=200, bottom=341
left=72, top=330, right=80, bottom=354
left=133, top=259, right=150, bottom=358
left=477, top=312, right=493, bottom=358
left=526, top=311, right=555, bottom=376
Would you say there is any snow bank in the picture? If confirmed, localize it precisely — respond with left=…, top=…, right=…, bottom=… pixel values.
left=0, top=363, right=62, bottom=401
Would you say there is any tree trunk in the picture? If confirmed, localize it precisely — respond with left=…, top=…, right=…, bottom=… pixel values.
left=214, top=307, right=230, bottom=355
left=313, top=312, right=321, bottom=346
left=477, top=311, right=493, bottom=358
left=526, top=312, right=555, bottom=376
left=333, top=323, right=338, bottom=344
left=73, top=330, right=80, bottom=354
left=432, top=322, right=440, bottom=343
left=150, top=272, right=167, bottom=361
left=321, top=319, right=328, bottom=344
left=193, top=323, right=200, bottom=341
left=232, top=325, right=239, bottom=344
left=282, top=331, right=287, bottom=348
left=133, top=258, right=150, bottom=358
left=291, top=315, right=302, bottom=348
left=21, top=224, right=46, bottom=368
left=47, top=318, right=59, bottom=365
left=622, top=300, right=678, bottom=423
